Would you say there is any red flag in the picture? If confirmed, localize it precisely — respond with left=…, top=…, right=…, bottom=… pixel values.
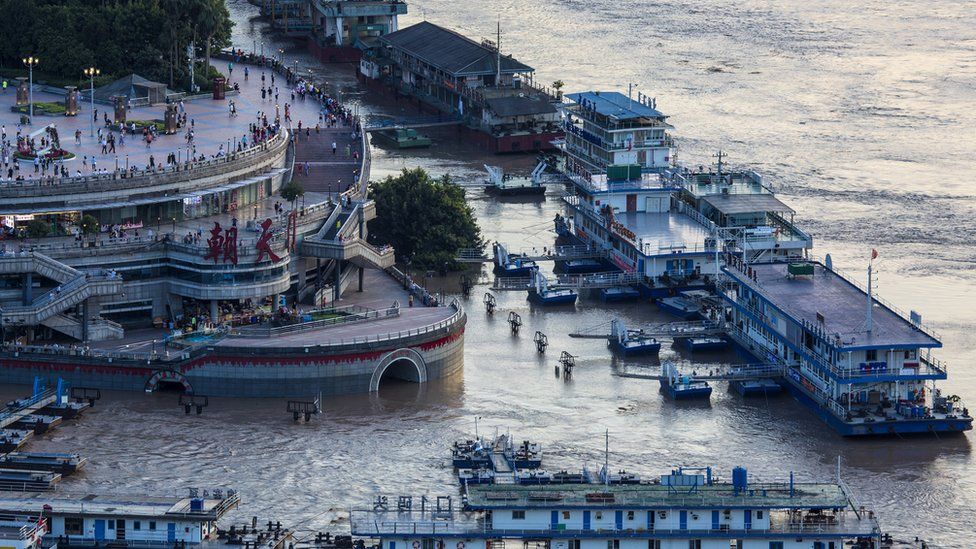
left=871, top=249, right=878, bottom=260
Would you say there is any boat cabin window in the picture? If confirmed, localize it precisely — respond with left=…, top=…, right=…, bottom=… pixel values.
left=65, top=518, right=83, bottom=535
left=866, top=349, right=878, bottom=361
left=569, top=541, right=581, bottom=549
left=149, top=522, right=157, bottom=531
left=688, top=541, right=701, bottom=549
left=647, top=541, right=661, bottom=549
left=422, top=539, right=436, bottom=549
left=512, top=511, right=525, bottom=520
left=755, top=510, right=763, bottom=519
left=595, top=512, right=603, bottom=520
left=607, top=540, right=620, bottom=549
left=134, top=521, right=141, bottom=531
left=562, top=511, right=571, bottom=520
left=108, top=521, right=115, bottom=530
left=768, top=543, right=784, bottom=549
left=905, top=350, right=915, bottom=359
left=626, top=511, right=635, bottom=520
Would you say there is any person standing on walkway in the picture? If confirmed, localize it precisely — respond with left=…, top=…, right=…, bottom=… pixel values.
left=332, top=141, right=337, bottom=155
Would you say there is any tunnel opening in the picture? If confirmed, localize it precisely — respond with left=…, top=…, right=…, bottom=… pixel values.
left=378, top=358, right=422, bottom=386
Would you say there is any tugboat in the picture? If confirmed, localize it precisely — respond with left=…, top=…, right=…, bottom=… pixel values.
left=608, top=319, right=661, bottom=356
left=484, top=162, right=546, bottom=197
left=527, top=271, right=577, bottom=306
left=373, top=128, right=432, bottom=149
left=493, top=243, right=538, bottom=277
left=660, top=363, right=712, bottom=400
left=451, top=439, right=491, bottom=469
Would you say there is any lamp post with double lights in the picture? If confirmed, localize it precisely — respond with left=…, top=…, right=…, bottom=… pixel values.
left=83, top=67, right=100, bottom=137
left=22, top=56, right=39, bottom=124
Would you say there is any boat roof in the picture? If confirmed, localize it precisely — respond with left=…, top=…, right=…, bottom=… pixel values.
left=380, top=22, right=534, bottom=77
left=0, top=491, right=238, bottom=520
left=566, top=91, right=665, bottom=121
left=464, top=482, right=850, bottom=510
left=727, top=262, right=940, bottom=349
left=615, top=211, right=711, bottom=256
left=702, top=193, right=794, bottom=215
left=485, top=95, right=557, bottom=117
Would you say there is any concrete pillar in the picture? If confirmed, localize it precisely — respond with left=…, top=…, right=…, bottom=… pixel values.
left=15, top=78, right=28, bottom=106
left=113, top=95, right=127, bottom=125
left=209, top=300, right=219, bottom=322
left=333, top=262, right=341, bottom=302
left=164, top=104, right=178, bottom=135
left=23, top=272, right=33, bottom=305
left=212, top=77, right=226, bottom=101
left=82, top=300, right=90, bottom=343
left=64, top=87, right=79, bottom=116
left=335, top=16, right=344, bottom=46
left=358, top=267, right=364, bottom=292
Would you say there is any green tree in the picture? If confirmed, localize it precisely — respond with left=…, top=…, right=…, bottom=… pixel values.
left=80, top=214, right=100, bottom=235
left=25, top=220, right=50, bottom=239
left=368, top=168, right=484, bottom=270
left=280, top=180, right=305, bottom=206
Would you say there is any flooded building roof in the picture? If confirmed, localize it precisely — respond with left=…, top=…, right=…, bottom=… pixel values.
left=380, top=22, right=534, bottom=77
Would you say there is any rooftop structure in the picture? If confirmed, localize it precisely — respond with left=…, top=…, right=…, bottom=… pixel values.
left=380, top=21, right=532, bottom=77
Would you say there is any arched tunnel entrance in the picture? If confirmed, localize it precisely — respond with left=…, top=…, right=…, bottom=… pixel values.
left=369, top=349, right=428, bottom=391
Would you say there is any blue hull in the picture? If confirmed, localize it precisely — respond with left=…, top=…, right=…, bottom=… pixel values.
left=683, top=339, right=728, bottom=352
left=601, top=288, right=641, bottom=302
left=660, top=382, right=712, bottom=400
left=528, top=292, right=578, bottom=305
left=458, top=476, right=494, bottom=485
left=452, top=458, right=491, bottom=468
left=561, top=260, right=606, bottom=274
left=494, top=265, right=537, bottom=277
left=657, top=302, right=701, bottom=320
left=609, top=341, right=661, bottom=356
left=731, top=380, right=783, bottom=397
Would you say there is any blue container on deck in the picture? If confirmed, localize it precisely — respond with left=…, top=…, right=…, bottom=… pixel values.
left=190, top=498, right=204, bottom=511
left=732, top=467, right=748, bottom=494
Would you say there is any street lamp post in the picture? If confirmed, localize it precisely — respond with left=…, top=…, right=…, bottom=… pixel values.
left=187, top=43, right=195, bottom=93
left=22, top=57, right=39, bottom=124
left=83, top=67, right=100, bottom=137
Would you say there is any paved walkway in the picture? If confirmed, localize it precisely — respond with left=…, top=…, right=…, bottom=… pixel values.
left=0, top=59, right=349, bottom=178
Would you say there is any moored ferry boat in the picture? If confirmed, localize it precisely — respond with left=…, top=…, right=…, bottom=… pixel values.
left=720, top=257, right=972, bottom=436
left=352, top=464, right=893, bottom=548
left=660, top=363, right=712, bottom=400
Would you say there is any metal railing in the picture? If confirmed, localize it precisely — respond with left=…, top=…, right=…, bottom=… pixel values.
left=230, top=304, right=400, bottom=338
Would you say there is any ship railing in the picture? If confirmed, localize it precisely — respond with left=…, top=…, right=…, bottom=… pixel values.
left=804, top=255, right=941, bottom=341
left=0, top=129, right=288, bottom=198
left=673, top=200, right=719, bottom=232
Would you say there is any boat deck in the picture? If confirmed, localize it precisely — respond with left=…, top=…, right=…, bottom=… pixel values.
left=615, top=211, right=712, bottom=256
left=728, top=262, right=939, bottom=349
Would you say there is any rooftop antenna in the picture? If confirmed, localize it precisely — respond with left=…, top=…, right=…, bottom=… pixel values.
left=866, top=249, right=877, bottom=333
left=713, top=150, right=726, bottom=179
left=495, top=19, right=501, bottom=88
left=628, top=83, right=638, bottom=110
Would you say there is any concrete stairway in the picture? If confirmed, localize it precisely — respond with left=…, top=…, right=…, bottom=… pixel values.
left=41, top=313, right=124, bottom=341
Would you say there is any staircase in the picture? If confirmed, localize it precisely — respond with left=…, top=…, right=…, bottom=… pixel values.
left=301, top=201, right=396, bottom=270
left=41, top=313, right=124, bottom=341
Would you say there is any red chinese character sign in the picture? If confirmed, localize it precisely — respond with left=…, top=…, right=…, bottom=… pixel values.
left=202, top=222, right=239, bottom=265
left=204, top=222, right=225, bottom=264
left=256, top=218, right=281, bottom=263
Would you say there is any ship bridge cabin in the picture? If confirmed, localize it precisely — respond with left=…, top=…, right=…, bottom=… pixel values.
left=667, top=167, right=812, bottom=263
left=351, top=467, right=882, bottom=549
left=0, top=490, right=239, bottom=547
left=721, top=260, right=972, bottom=436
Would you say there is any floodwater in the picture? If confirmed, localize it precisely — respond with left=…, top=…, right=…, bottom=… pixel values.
left=14, top=0, right=976, bottom=546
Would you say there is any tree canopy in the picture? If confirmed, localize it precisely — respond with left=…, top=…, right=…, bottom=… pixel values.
left=368, top=168, right=484, bottom=270
left=0, top=0, right=232, bottom=90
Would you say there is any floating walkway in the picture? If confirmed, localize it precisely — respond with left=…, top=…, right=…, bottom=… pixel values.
left=456, top=244, right=607, bottom=264
left=570, top=319, right=725, bottom=339
left=615, top=362, right=785, bottom=382
left=493, top=271, right=642, bottom=291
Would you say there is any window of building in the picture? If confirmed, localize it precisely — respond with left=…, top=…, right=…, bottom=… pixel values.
left=866, top=349, right=877, bottom=361
left=768, top=543, right=784, bottom=549
left=108, top=521, right=115, bottom=530
left=563, top=511, right=571, bottom=520
left=756, top=510, right=763, bottom=519
left=512, top=511, right=525, bottom=520
left=595, top=512, right=603, bottom=520
left=65, top=518, right=83, bottom=535
left=626, top=511, right=635, bottom=520
left=149, top=522, right=157, bottom=531
left=134, top=521, right=141, bottom=531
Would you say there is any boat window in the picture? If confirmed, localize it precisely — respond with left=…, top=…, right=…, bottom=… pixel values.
left=647, top=541, right=661, bottom=549
left=768, top=543, right=784, bottom=549
left=65, top=518, right=83, bottom=535
left=108, top=521, right=115, bottom=530
left=687, top=541, right=701, bottom=549
left=149, top=522, right=157, bottom=531
left=866, top=349, right=877, bottom=361
left=606, top=540, right=620, bottom=549
left=595, top=512, right=603, bottom=520
left=134, top=521, right=141, bottom=531
left=562, top=511, right=570, bottom=520
left=756, top=510, right=763, bottom=519
left=627, top=511, right=634, bottom=520
left=569, top=541, right=581, bottom=549
left=512, top=511, right=525, bottom=520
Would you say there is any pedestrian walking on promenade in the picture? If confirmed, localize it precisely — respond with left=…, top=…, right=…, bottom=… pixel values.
left=332, top=141, right=337, bottom=155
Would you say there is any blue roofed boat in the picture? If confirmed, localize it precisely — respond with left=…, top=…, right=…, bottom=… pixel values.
left=600, top=286, right=641, bottom=302
left=660, top=363, right=712, bottom=400
left=657, top=295, right=701, bottom=319
left=608, top=319, right=660, bottom=356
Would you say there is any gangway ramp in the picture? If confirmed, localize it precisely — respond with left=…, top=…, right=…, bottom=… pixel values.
left=615, top=363, right=784, bottom=382
left=0, top=389, right=58, bottom=430
left=492, top=271, right=643, bottom=291
left=570, top=320, right=726, bottom=339
left=456, top=244, right=606, bottom=264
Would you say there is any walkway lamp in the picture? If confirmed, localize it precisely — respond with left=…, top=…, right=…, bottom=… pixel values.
left=83, top=67, right=100, bottom=137
left=23, top=56, right=39, bottom=124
